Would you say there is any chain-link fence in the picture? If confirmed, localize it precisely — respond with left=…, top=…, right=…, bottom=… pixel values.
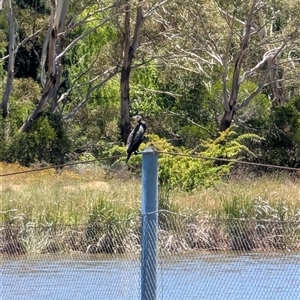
left=1, top=211, right=299, bottom=300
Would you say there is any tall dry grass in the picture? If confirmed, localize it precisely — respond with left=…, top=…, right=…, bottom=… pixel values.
left=1, top=162, right=300, bottom=225
left=1, top=163, right=299, bottom=254
left=1, top=162, right=141, bottom=225
left=171, top=173, right=300, bottom=219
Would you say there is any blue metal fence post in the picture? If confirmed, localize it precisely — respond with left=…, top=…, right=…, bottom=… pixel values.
left=141, top=146, right=158, bottom=300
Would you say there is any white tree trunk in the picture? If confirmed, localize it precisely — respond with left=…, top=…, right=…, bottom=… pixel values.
left=1, top=0, right=15, bottom=118
left=20, top=0, right=69, bottom=132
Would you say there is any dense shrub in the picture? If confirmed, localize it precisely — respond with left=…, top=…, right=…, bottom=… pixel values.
left=259, top=96, right=300, bottom=167
left=4, top=114, right=71, bottom=166
left=107, top=129, right=261, bottom=191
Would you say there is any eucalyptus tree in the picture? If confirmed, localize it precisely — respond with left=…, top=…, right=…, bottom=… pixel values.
left=0, top=0, right=122, bottom=132
left=114, top=0, right=144, bottom=142
left=1, top=0, right=170, bottom=141
left=18, top=0, right=71, bottom=132
left=1, top=0, right=14, bottom=118
left=115, top=0, right=170, bottom=142
left=1, top=0, right=68, bottom=126
left=154, top=0, right=300, bottom=132
left=0, top=1, right=125, bottom=164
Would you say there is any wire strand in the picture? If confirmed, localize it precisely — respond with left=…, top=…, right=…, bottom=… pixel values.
left=1, top=150, right=299, bottom=177
left=156, top=150, right=300, bottom=172
left=0, top=154, right=125, bottom=177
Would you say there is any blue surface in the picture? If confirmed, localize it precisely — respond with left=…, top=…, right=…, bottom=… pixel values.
left=1, top=253, right=299, bottom=300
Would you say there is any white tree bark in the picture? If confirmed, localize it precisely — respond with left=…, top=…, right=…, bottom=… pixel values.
left=154, top=0, right=300, bottom=131
left=219, top=1, right=260, bottom=131
left=1, top=0, right=15, bottom=118
left=17, top=1, right=122, bottom=130
left=20, top=0, right=69, bottom=132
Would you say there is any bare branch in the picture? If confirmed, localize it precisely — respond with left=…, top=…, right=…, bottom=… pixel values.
left=54, top=18, right=112, bottom=64
left=143, top=0, right=170, bottom=18
left=239, top=47, right=283, bottom=84
left=136, top=85, right=183, bottom=98
left=1, top=29, right=43, bottom=61
left=131, top=0, right=144, bottom=56
left=63, top=67, right=119, bottom=120
left=235, top=69, right=271, bottom=111
left=66, top=4, right=115, bottom=34
left=164, top=110, right=216, bottom=138
left=40, top=27, right=51, bottom=87
left=114, top=0, right=124, bottom=36
left=236, top=35, right=289, bottom=110
left=222, top=19, right=235, bottom=111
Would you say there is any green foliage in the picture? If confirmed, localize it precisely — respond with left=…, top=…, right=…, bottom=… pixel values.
left=131, top=63, right=163, bottom=117
left=201, top=130, right=262, bottom=159
left=63, top=4, right=119, bottom=131
left=259, top=97, right=300, bottom=166
left=6, top=114, right=71, bottom=166
left=132, top=69, right=220, bottom=148
left=109, top=129, right=261, bottom=191
left=1, top=0, right=299, bottom=175
left=156, top=72, right=214, bottom=123
left=4, top=78, right=40, bottom=133
left=178, top=125, right=208, bottom=149
left=7, top=118, right=55, bottom=165
left=89, top=197, right=135, bottom=226
left=15, top=0, right=50, bottom=12
left=66, top=5, right=118, bottom=86
left=0, top=29, right=6, bottom=81
left=273, top=98, right=300, bottom=144
left=0, top=78, right=44, bottom=162
left=155, top=129, right=260, bottom=191
left=237, top=81, right=271, bottom=126
left=221, top=195, right=254, bottom=219
left=68, top=104, right=120, bottom=160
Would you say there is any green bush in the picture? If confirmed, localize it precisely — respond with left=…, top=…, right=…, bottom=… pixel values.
left=152, top=130, right=260, bottom=191
left=109, top=128, right=261, bottom=191
left=5, top=114, right=71, bottom=166
left=259, top=96, right=300, bottom=166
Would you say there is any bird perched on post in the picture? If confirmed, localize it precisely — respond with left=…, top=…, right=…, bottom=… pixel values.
left=126, top=115, right=147, bottom=163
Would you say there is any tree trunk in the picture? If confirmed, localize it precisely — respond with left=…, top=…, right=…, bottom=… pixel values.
left=120, top=0, right=144, bottom=143
left=219, top=2, right=256, bottom=132
left=19, top=74, right=56, bottom=132
left=19, top=0, right=68, bottom=132
left=1, top=0, right=14, bottom=118
left=220, top=108, right=235, bottom=132
left=120, top=62, right=132, bottom=143
left=120, top=1, right=132, bottom=142
left=257, top=8, right=285, bottom=106
left=268, top=57, right=284, bottom=105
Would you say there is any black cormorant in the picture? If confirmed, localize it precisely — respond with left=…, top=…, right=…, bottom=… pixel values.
left=126, top=115, right=147, bottom=163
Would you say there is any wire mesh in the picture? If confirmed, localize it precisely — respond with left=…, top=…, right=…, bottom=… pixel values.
left=1, top=213, right=299, bottom=300
left=1, top=221, right=142, bottom=300
left=156, top=211, right=300, bottom=300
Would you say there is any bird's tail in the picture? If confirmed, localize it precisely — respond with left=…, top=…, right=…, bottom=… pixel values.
left=126, top=152, right=132, bottom=163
